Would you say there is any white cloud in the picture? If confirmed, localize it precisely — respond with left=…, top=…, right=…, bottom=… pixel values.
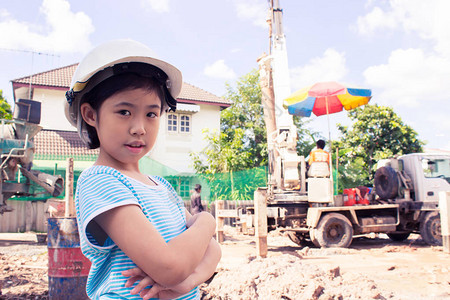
left=289, top=48, right=348, bottom=91
left=363, top=48, right=450, bottom=107
left=356, top=0, right=450, bottom=55
left=356, top=6, right=397, bottom=36
left=0, top=0, right=94, bottom=53
left=232, top=0, right=268, bottom=28
left=0, top=9, right=10, bottom=18
left=357, top=0, right=450, bottom=115
left=141, top=0, right=170, bottom=13
left=204, top=59, right=237, bottom=80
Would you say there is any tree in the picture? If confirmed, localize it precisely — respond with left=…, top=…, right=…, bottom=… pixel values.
left=191, top=69, right=267, bottom=175
left=191, top=69, right=320, bottom=173
left=190, top=69, right=320, bottom=200
left=0, top=90, right=12, bottom=120
left=220, top=69, right=267, bottom=168
left=335, top=104, right=424, bottom=186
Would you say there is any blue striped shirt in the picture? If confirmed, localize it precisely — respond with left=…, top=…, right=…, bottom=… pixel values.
left=75, top=165, right=199, bottom=299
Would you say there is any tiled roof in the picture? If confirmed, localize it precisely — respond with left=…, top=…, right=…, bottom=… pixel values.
left=33, top=129, right=98, bottom=159
left=178, top=82, right=227, bottom=104
left=13, top=64, right=231, bottom=106
left=13, top=64, right=78, bottom=89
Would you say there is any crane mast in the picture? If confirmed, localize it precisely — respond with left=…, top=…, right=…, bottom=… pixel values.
left=258, top=1, right=302, bottom=194
left=270, top=0, right=293, bottom=129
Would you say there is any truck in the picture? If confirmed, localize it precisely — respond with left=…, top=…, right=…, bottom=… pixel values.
left=241, top=1, right=448, bottom=249
left=0, top=98, right=63, bottom=215
left=241, top=152, right=448, bottom=248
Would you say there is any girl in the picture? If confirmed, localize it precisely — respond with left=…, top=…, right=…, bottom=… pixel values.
left=65, top=39, right=221, bottom=299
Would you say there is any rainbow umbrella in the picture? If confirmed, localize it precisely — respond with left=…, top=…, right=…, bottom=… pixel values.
left=283, top=81, right=372, bottom=191
left=283, top=81, right=372, bottom=117
left=283, top=81, right=372, bottom=147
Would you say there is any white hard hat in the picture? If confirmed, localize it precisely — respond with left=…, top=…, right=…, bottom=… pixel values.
left=64, top=39, right=182, bottom=130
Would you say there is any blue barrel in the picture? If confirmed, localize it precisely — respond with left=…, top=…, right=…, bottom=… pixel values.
left=47, top=217, right=91, bottom=299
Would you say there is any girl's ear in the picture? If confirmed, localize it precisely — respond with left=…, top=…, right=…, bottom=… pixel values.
left=80, top=103, right=97, bottom=127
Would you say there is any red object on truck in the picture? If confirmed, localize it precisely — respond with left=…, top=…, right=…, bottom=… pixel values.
left=343, top=188, right=356, bottom=206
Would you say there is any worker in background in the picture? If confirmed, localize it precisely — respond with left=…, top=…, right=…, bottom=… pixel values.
left=308, top=139, right=330, bottom=166
left=190, top=184, right=204, bottom=214
left=306, top=139, right=331, bottom=178
left=355, top=186, right=371, bottom=204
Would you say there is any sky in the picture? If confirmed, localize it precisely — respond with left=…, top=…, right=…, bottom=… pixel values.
left=0, top=0, right=449, bottom=151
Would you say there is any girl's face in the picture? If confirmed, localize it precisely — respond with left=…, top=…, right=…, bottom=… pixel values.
left=82, top=87, right=162, bottom=171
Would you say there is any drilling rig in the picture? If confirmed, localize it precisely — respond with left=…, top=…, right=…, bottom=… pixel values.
left=246, top=1, right=447, bottom=253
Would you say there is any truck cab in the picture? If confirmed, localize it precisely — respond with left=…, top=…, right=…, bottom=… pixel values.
left=402, top=154, right=450, bottom=204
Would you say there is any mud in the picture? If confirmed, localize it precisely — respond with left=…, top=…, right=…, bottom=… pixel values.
left=1, top=229, right=449, bottom=299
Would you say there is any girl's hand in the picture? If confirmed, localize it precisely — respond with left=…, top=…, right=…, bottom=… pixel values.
left=185, top=211, right=215, bottom=228
left=122, top=267, right=155, bottom=296
left=141, top=276, right=195, bottom=300
left=122, top=267, right=194, bottom=300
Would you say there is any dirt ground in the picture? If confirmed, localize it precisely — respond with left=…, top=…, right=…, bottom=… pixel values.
left=0, top=227, right=449, bottom=299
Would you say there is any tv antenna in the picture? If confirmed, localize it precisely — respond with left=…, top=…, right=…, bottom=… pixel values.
left=1, top=48, right=60, bottom=99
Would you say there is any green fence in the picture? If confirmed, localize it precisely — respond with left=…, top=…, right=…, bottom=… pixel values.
left=13, top=152, right=347, bottom=202
left=196, top=167, right=268, bottom=201
left=11, top=157, right=268, bottom=203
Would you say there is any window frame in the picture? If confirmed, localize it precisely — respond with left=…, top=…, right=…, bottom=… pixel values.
left=167, top=113, right=178, bottom=133
left=167, top=112, right=191, bottom=134
left=179, top=179, right=190, bottom=198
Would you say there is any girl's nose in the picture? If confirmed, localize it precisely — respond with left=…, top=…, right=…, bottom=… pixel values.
left=130, top=118, right=146, bottom=136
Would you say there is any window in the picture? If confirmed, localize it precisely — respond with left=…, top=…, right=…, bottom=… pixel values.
left=167, top=114, right=177, bottom=132
left=167, top=178, right=190, bottom=199
left=180, top=115, right=190, bottom=133
left=167, top=113, right=191, bottom=134
left=421, top=157, right=450, bottom=183
left=167, top=178, right=179, bottom=192
left=180, top=180, right=190, bottom=198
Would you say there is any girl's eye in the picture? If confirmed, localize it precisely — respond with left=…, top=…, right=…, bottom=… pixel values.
left=147, top=112, right=158, bottom=118
left=118, top=110, right=131, bottom=116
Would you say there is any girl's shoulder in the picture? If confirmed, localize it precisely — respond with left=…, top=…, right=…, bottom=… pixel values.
left=80, top=165, right=121, bottom=177
left=79, top=166, right=170, bottom=193
left=78, top=165, right=131, bottom=187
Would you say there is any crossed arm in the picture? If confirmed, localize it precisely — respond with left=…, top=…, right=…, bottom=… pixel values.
left=123, top=222, right=221, bottom=299
left=94, top=205, right=221, bottom=297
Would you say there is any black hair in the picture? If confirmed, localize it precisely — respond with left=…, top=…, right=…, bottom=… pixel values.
left=194, top=184, right=201, bottom=192
left=81, top=72, right=165, bottom=149
left=316, top=139, right=326, bottom=149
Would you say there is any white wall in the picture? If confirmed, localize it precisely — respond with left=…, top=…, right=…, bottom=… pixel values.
left=32, top=88, right=76, bottom=131
left=151, top=104, right=222, bottom=173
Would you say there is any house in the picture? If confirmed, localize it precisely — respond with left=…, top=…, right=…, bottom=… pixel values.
left=11, top=64, right=231, bottom=199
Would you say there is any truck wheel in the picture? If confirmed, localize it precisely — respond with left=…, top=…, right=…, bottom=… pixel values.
left=315, top=213, right=353, bottom=248
left=387, top=232, right=411, bottom=242
left=374, top=166, right=399, bottom=200
left=309, top=229, right=321, bottom=247
left=420, top=212, right=442, bottom=246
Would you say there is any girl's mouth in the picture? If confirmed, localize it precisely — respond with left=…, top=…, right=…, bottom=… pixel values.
left=125, top=143, right=145, bottom=153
